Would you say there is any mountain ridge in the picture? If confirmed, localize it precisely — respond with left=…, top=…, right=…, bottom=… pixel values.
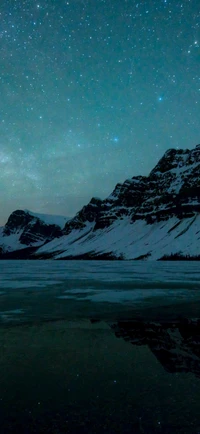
left=1, top=143, right=200, bottom=260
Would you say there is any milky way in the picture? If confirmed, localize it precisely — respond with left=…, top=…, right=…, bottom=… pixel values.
left=0, top=0, right=199, bottom=224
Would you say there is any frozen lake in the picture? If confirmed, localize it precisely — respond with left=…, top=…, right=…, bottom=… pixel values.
left=0, top=260, right=200, bottom=433
left=0, top=260, right=200, bottom=324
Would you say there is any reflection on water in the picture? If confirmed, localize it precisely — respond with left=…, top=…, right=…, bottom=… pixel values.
left=109, top=318, right=200, bottom=378
left=0, top=317, right=200, bottom=433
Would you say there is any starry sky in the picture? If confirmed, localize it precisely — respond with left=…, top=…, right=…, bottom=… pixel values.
left=0, top=0, right=199, bottom=225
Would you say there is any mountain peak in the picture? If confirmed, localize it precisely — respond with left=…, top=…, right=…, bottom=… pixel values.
left=150, top=146, right=200, bottom=177
left=150, top=148, right=190, bottom=176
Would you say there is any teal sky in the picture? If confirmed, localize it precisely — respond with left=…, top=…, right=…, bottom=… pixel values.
left=0, top=0, right=199, bottom=225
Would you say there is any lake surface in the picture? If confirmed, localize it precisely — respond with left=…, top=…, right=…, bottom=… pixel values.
left=0, top=260, right=200, bottom=433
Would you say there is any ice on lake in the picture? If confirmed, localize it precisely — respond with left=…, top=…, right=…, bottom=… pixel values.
left=0, top=260, right=200, bottom=324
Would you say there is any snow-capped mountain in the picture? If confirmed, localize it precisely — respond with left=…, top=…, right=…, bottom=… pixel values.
left=1, top=144, right=200, bottom=260
left=0, top=210, right=69, bottom=255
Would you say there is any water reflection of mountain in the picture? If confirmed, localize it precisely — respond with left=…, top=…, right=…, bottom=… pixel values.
left=105, top=319, right=200, bottom=378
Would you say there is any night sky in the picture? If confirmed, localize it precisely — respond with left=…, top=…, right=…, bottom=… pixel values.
left=0, top=0, right=199, bottom=225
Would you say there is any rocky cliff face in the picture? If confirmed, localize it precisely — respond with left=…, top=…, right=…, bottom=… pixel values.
left=1, top=144, right=200, bottom=260
left=93, top=144, right=200, bottom=229
left=63, top=197, right=103, bottom=235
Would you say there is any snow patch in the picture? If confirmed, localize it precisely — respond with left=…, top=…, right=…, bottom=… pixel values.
left=24, top=210, right=69, bottom=229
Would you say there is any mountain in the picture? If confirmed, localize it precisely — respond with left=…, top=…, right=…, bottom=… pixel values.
left=0, top=210, right=69, bottom=257
left=0, top=144, right=200, bottom=260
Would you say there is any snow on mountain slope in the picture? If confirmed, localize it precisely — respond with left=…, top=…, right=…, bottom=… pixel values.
left=35, top=213, right=200, bottom=260
left=0, top=230, right=42, bottom=253
left=35, top=222, right=95, bottom=257
left=23, top=210, right=69, bottom=229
